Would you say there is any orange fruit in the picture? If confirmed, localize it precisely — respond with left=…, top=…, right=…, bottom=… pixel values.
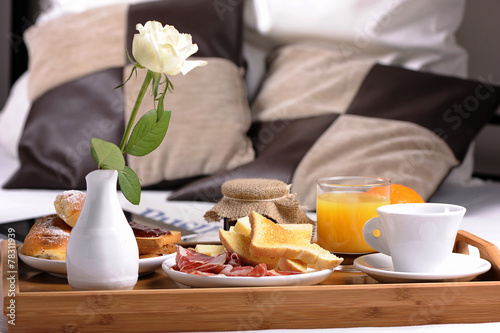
left=368, top=184, right=425, bottom=204
left=388, top=184, right=425, bottom=204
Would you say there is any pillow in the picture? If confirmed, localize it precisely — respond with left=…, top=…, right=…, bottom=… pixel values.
left=168, top=44, right=500, bottom=210
left=243, top=0, right=468, bottom=100
left=36, top=0, right=161, bottom=24
left=4, top=0, right=254, bottom=190
left=168, top=114, right=339, bottom=201
left=293, top=64, right=500, bottom=208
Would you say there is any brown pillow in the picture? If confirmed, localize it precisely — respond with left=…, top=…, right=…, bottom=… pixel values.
left=169, top=45, right=500, bottom=209
left=168, top=114, right=339, bottom=201
left=4, top=0, right=253, bottom=190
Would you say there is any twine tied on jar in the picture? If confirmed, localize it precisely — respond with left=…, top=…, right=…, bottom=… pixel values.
left=204, top=178, right=315, bottom=229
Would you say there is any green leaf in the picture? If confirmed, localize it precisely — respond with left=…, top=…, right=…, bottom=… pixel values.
left=90, top=138, right=125, bottom=170
left=118, top=166, right=141, bottom=205
left=124, top=109, right=171, bottom=156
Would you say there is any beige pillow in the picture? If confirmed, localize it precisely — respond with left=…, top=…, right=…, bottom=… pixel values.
left=292, top=114, right=458, bottom=209
left=25, top=4, right=128, bottom=102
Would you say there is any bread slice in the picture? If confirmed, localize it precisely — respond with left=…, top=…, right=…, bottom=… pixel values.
left=135, top=231, right=181, bottom=248
left=311, top=244, right=345, bottom=270
left=137, top=243, right=177, bottom=256
left=234, top=215, right=313, bottom=241
left=248, top=212, right=343, bottom=270
left=139, top=253, right=164, bottom=259
left=277, top=258, right=308, bottom=273
left=136, top=234, right=180, bottom=255
left=219, top=228, right=279, bottom=269
left=130, top=222, right=181, bottom=255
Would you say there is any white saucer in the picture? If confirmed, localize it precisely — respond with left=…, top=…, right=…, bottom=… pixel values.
left=18, top=245, right=174, bottom=278
left=353, top=253, right=491, bottom=283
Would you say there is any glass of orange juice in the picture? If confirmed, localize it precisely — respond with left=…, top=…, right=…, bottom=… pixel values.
left=317, top=176, right=390, bottom=254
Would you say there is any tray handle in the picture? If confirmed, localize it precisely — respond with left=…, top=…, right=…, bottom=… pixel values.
left=455, top=230, right=500, bottom=280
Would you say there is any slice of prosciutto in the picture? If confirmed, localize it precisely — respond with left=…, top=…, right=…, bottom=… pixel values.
left=176, top=246, right=226, bottom=273
left=219, top=263, right=268, bottom=277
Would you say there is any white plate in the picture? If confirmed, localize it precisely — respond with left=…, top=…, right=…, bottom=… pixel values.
left=353, top=253, right=491, bottom=283
left=161, top=257, right=334, bottom=288
left=17, top=245, right=174, bottom=278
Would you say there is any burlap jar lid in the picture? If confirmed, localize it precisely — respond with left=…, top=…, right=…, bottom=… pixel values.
left=204, top=178, right=314, bottom=225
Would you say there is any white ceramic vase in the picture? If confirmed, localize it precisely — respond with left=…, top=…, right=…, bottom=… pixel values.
left=66, top=169, right=139, bottom=291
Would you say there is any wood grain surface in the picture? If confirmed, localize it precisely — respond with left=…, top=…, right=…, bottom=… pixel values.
left=2, top=230, right=500, bottom=332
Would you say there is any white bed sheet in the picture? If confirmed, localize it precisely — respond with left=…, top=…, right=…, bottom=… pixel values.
left=1, top=147, right=500, bottom=332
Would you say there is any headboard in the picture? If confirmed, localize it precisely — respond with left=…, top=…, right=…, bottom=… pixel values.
left=1, top=0, right=40, bottom=108
left=456, top=0, right=500, bottom=91
left=456, top=0, right=500, bottom=178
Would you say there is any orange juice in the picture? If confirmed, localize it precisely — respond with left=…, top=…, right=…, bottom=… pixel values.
left=317, top=192, right=389, bottom=253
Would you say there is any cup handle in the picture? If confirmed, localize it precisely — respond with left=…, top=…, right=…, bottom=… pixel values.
left=363, top=217, right=391, bottom=255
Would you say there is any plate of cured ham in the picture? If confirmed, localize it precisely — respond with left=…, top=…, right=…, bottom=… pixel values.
left=161, top=246, right=335, bottom=288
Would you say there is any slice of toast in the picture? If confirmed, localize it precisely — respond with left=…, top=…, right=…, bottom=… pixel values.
left=219, top=228, right=279, bottom=269
left=137, top=243, right=177, bottom=256
left=135, top=231, right=181, bottom=249
left=234, top=215, right=313, bottom=241
left=130, top=222, right=181, bottom=255
left=223, top=216, right=313, bottom=272
left=248, top=212, right=343, bottom=270
left=277, top=257, right=308, bottom=273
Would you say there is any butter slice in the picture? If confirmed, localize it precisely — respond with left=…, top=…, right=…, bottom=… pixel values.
left=233, top=216, right=251, bottom=236
left=195, top=244, right=225, bottom=257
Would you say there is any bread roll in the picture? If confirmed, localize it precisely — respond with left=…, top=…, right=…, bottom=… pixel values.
left=23, top=214, right=71, bottom=261
left=54, top=190, right=85, bottom=227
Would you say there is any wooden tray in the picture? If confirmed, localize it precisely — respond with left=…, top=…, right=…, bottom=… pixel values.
left=3, top=230, right=500, bottom=332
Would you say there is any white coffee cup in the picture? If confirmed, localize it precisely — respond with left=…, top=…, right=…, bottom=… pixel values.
left=363, top=203, right=466, bottom=273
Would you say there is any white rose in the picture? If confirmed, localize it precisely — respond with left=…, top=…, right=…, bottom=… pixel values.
left=132, top=21, right=207, bottom=75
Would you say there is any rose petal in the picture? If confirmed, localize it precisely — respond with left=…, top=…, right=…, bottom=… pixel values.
left=132, top=21, right=206, bottom=75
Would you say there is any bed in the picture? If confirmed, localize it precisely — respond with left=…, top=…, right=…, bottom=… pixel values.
left=1, top=0, right=500, bottom=332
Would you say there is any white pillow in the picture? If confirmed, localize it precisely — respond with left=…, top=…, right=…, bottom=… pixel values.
left=37, top=0, right=160, bottom=24
left=244, top=0, right=468, bottom=98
